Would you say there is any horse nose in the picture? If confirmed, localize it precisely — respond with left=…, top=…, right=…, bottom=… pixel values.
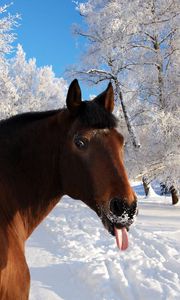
left=110, top=197, right=137, bottom=220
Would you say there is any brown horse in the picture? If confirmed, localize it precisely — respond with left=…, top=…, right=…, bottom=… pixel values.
left=0, top=79, right=137, bottom=299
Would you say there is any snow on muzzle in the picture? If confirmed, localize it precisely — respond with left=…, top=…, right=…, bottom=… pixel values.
left=99, top=198, right=138, bottom=251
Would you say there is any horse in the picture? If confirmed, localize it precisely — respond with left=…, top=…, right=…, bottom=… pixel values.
left=0, top=79, right=137, bottom=299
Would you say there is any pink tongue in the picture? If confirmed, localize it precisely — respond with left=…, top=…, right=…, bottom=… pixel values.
left=114, top=227, right=129, bottom=251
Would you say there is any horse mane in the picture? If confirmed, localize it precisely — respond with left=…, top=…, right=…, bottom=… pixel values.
left=78, top=101, right=118, bottom=129
left=0, top=100, right=117, bottom=137
left=0, top=109, right=60, bottom=135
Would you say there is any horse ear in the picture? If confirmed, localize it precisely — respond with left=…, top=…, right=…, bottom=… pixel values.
left=66, top=79, right=82, bottom=114
left=95, top=82, right=114, bottom=113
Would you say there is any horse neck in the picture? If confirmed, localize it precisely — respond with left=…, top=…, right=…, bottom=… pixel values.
left=2, top=110, right=69, bottom=240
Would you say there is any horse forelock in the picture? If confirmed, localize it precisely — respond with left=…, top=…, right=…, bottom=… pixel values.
left=76, top=101, right=118, bottom=130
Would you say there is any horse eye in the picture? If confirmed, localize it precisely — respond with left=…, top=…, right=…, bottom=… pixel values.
left=74, top=136, right=89, bottom=150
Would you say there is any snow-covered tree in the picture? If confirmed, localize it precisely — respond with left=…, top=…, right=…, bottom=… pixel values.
left=133, top=0, right=179, bottom=109
left=73, top=0, right=141, bottom=148
left=132, top=0, right=180, bottom=201
left=74, top=0, right=180, bottom=201
left=0, top=3, right=67, bottom=120
left=0, top=3, right=19, bottom=55
left=0, top=3, right=20, bottom=119
left=8, top=44, right=67, bottom=115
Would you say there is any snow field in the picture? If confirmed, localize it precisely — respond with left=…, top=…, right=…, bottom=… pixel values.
left=26, top=186, right=180, bottom=300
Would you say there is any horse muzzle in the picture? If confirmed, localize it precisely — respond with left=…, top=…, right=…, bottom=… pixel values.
left=110, top=197, right=138, bottom=224
left=99, top=197, right=138, bottom=236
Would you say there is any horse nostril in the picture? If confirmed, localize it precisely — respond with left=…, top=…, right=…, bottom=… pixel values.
left=110, top=198, right=137, bottom=219
left=110, top=198, right=125, bottom=217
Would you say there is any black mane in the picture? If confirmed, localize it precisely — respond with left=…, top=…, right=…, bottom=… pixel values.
left=0, top=100, right=117, bottom=137
left=77, top=101, right=118, bottom=129
left=0, top=109, right=59, bottom=135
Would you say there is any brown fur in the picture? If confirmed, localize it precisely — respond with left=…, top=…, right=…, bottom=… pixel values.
left=0, top=80, right=136, bottom=299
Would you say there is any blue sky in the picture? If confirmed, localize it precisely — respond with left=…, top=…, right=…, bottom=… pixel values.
left=3, top=0, right=102, bottom=98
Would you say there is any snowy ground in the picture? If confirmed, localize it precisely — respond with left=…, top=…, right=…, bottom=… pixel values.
left=26, top=183, right=180, bottom=300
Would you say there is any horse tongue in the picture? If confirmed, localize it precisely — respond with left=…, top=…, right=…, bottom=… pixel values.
left=114, top=227, right=129, bottom=251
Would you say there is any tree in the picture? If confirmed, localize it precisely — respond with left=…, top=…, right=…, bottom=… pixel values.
left=8, top=44, right=67, bottom=115
left=73, top=0, right=141, bottom=148
left=0, top=3, right=19, bottom=119
left=74, top=0, right=180, bottom=202
left=0, top=4, right=67, bottom=119
left=132, top=0, right=180, bottom=202
left=0, top=3, right=19, bottom=55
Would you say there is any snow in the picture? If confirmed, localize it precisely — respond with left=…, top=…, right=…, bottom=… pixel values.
left=26, top=183, right=180, bottom=300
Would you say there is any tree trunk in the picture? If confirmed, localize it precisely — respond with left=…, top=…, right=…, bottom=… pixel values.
left=153, top=36, right=165, bottom=109
left=142, top=175, right=150, bottom=196
left=169, top=185, right=179, bottom=205
left=114, top=80, right=141, bottom=149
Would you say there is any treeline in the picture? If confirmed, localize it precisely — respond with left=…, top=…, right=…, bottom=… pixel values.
left=0, top=4, right=67, bottom=120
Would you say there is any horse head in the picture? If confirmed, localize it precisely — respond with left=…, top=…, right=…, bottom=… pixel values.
left=60, top=79, right=137, bottom=249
